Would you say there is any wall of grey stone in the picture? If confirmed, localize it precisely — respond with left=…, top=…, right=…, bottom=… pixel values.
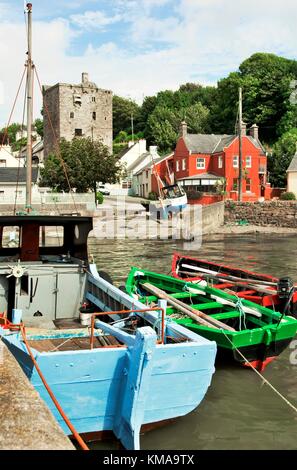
left=202, top=201, right=225, bottom=234
left=0, top=203, right=95, bottom=216
left=225, top=200, right=297, bottom=227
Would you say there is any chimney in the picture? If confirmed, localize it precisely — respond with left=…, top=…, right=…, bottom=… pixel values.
left=250, top=124, right=259, bottom=140
left=237, top=121, right=247, bottom=136
left=179, top=121, right=187, bottom=137
left=149, top=146, right=158, bottom=157
left=82, top=72, right=89, bottom=84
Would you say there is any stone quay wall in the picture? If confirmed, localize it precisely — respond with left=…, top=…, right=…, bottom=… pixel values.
left=225, top=200, right=297, bottom=228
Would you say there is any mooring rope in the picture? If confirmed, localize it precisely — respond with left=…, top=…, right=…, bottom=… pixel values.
left=221, top=330, right=297, bottom=414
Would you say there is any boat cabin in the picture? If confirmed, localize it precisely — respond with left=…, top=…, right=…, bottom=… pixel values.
left=0, top=216, right=93, bottom=324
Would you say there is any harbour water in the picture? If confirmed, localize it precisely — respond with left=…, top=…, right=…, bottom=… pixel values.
left=88, top=232, right=297, bottom=450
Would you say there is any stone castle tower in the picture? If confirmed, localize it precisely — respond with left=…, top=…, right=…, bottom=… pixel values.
left=43, top=73, right=113, bottom=158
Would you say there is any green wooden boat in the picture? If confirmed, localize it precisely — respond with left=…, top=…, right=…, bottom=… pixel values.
left=126, top=267, right=297, bottom=371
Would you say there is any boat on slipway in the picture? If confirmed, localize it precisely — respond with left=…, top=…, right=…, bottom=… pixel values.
left=125, top=267, right=297, bottom=372
left=172, top=253, right=297, bottom=317
left=0, top=4, right=217, bottom=450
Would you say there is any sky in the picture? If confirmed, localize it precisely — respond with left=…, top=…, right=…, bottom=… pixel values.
left=0, top=0, right=296, bottom=126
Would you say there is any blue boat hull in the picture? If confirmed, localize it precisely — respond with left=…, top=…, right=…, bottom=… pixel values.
left=3, top=328, right=216, bottom=450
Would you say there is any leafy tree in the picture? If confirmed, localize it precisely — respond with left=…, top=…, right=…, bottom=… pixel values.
left=146, top=106, right=180, bottom=152
left=0, top=122, right=21, bottom=144
left=268, top=128, right=297, bottom=187
left=34, top=118, right=43, bottom=137
left=113, top=95, right=141, bottom=138
left=40, top=138, right=124, bottom=202
left=184, top=102, right=210, bottom=134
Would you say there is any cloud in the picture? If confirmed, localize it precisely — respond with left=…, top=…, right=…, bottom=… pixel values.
left=0, top=0, right=297, bottom=127
left=70, top=10, right=122, bottom=30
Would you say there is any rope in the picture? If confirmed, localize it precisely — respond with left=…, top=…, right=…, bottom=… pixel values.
left=14, top=70, right=28, bottom=215
left=34, top=66, right=78, bottom=213
left=221, top=330, right=297, bottom=414
left=19, top=324, right=89, bottom=450
left=235, top=297, right=247, bottom=331
left=0, top=67, right=26, bottom=151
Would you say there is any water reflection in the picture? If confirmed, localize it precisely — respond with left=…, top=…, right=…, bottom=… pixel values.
left=88, top=233, right=297, bottom=450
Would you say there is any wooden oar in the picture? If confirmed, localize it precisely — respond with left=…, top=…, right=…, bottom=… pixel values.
left=142, top=283, right=236, bottom=332
left=178, top=271, right=276, bottom=296
left=179, top=263, right=278, bottom=287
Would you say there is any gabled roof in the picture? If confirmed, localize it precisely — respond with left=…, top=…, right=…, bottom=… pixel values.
left=184, top=134, right=227, bottom=154
left=127, top=152, right=149, bottom=172
left=0, top=167, right=38, bottom=183
left=287, top=152, right=297, bottom=172
left=183, top=133, right=266, bottom=155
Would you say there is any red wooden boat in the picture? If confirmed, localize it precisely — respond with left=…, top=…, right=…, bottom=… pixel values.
left=172, top=253, right=297, bottom=318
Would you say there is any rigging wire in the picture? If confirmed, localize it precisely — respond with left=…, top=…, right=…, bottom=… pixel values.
left=0, top=67, right=27, bottom=152
left=34, top=66, right=78, bottom=213
left=14, top=71, right=28, bottom=215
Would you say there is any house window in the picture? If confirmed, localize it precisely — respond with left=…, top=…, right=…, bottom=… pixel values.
left=233, top=178, right=238, bottom=190
left=92, top=97, right=96, bottom=102
left=122, top=180, right=132, bottom=189
left=92, top=112, right=96, bottom=120
left=73, top=95, right=82, bottom=105
left=196, top=158, right=205, bottom=169
left=182, top=159, right=186, bottom=171
left=146, top=170, right=149, bottom=179
left=218, top=156, right=223, bottom=169
left=233, top=156, right=239, bottom=168
left=75, top=129, right=82, bottom=137
left=70, top=112, right=74, bottom=119
left=246, top=156, right=252, bottom=168
left=246, top=178, right=251, bottom=192
left=0, top=159, right=6, bottom=167
left=176, top=160, right=180, bottom=172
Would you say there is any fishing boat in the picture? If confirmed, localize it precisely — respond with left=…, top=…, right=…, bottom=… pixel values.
left=0, top=3, right=217, bottom=451
left=125, top=267, right=297, bottom=372
left=172, top=253, right=297, bottom=317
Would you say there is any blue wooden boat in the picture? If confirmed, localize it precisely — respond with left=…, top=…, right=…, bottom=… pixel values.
left=1, top=271, right=216, bottom=450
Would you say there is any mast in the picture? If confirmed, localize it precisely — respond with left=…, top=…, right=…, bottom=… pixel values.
left=238, top=87, right=243, bottom=202
left=25, top=3, right=33, bottom=212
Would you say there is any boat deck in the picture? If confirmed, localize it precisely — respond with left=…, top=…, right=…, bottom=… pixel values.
left=28, top=335, right=123, bottom=353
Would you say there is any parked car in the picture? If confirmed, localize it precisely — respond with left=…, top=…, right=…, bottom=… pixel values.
left=98, top=185, right=110, bottom=195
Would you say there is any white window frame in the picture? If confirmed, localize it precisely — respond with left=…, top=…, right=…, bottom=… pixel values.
left=176, top=160, right=180, bottom=172
left=218, top=156, right=223, bottom=169
left=182, top=159, right=186, bottom=171
left=246, top=178, right=252, bottom=192
left=246, top=156, right=252, bottom=168
left=233, top=155, right=239, bottom=168
left=196, top=158, right=205, bottom=169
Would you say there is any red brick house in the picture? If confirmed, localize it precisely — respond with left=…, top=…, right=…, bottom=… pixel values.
left=174, top=122, right=269, bottom=203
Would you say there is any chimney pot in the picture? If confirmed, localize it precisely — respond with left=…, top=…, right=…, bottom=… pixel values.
left=250, top=124, right=259, bottom=140
left=180, top=121, right=187, bottom=137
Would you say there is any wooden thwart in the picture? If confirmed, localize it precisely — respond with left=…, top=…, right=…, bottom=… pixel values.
left=142, top=283, right=236, bottom=332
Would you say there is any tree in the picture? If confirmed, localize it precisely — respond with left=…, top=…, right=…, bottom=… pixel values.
left=112, top=95, right=141, bottom=139
left=0, top=122, right=21, bottom=144
left=268, top=128, right=297, bottom=187
left=146, top=106, right=180, bottom=152
left=40, top=138, right=124, bottom=202
left=184, top=102, right=210, bottom=134
left=34, top=118, right=43, bottom=137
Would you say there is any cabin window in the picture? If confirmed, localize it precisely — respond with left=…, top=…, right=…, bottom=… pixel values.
left=39, top=226, right=64, bottom=247
left=233, top=156, right=239, bottom=168
left=246, top=156, right=252, bottom=168
left=20, top=275, right=29, bottom=296
left=92, top=112, right=96, bottom=120
left=70, top=112, right=74, bottom=119
left=218, top=156, right=223, bottom=169
left=246, top=178, right=251, bottom=192
left=196, top=158, right=205, bottom=169
left=75, top=129, right=82, bottom=137
left=1, top=226, right=20, bottom=248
